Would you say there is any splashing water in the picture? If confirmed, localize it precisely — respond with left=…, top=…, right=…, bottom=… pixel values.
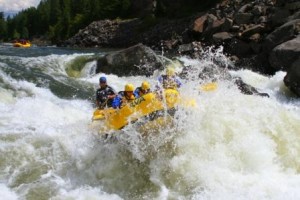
left=0, top=45, right=300, bottom=200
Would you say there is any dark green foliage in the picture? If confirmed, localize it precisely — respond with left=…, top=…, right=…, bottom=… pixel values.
left=0, top=12, right=7, bottom=40
left=0, top=0, right=220, bottom=43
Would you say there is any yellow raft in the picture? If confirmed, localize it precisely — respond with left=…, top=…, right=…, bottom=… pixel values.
left=13, top=42, right=31, bottom=48
left=92, top=89, right=195, bottom=131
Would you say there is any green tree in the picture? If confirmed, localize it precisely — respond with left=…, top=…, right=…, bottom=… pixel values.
left=0, top=12, right=7, bottom=40
left=55, top=0, right=71, bottom=41
left=22, top=27, right=29, bottom=38
left=3, top=0, right=220, bottom=43
left=13, top=29, right=20, bottom=39
left=49, top=0, right=61, bottom=25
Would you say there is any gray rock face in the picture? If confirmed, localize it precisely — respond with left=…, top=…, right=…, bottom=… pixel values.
left=213, top=32, right=234, bottom=42
left=62, top=0, right=300, bottom=93
left=284, top=59, right=300, bottom=97
left=263, top=19, right=300, bottom=52
left=96, top=44, right=163, bottom=76
left=64, top=19, right=142, bottom=48
left=269, top=35, right=300, bottom=70
left=234, top=13, right=253, bottom=25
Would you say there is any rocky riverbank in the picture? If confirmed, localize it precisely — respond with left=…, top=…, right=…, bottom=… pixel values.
left=63, top=0, right=300, bottom=96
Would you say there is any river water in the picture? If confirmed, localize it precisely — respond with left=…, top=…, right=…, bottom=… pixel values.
left=0, top=44, right=300, bottom=200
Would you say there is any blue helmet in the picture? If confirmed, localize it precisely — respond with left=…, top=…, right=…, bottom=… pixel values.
left=99, top=76, right=107, bottom=83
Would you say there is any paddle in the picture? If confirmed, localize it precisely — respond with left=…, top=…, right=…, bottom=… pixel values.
left=92, top=98, right=109, bottom=121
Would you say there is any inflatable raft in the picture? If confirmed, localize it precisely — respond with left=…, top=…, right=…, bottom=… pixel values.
left=13, top=42, right=31, bottom=48
left=92, top=89, right=194, bottom=132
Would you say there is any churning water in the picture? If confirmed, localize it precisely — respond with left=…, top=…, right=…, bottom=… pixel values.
left=0, top=44, right=300, bottom=200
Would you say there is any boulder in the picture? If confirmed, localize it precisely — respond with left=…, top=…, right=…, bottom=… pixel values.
left=96, top=44, right=163, bottom=76
left=263, top=19, right=300, bottom=52
left=241, top=24, right=265, bottom=38
left=270, top=8, right=290, bottom=27
left=285, top=2, right=300, bottom=11
left=234, top=77, right=269, bottom=97
left=284, top=59, right=300, bottom=97
left=64, top=19, right=142, bottom=48
left=212, top=32, right=234, bottom=42
left=234, top=13, right=253, bottom=25
left=227, top=38, right=252, bottom=57
left=269, top=36, right=300, bottom=70
left=177, top=42, right=203, bottom=57
left=288, top=10, right=300, bottom=21
left=193, top=15, right=208, bottom=33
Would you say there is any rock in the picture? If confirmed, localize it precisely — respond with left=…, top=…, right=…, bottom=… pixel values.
left=270, top=8, right=290, bottom=27
left=263, top=19, right=300, bottom=52
left=250, top=41, right=262, bottom=53
left=249, top=33, right=261, bottom=42
left=64, top=19, right=142, bottom=48
left=234, top=13, right=253, bottom=25
left=63, top=0, right=300, bottom=80
left=227, top=38, right=252, bottom=57
left=269, top=35, right=300, bottom=71
left=200, top=16, right=233, bottom=39
left=285, top=2, right=300, bottom=11
left=96, top=44, right=163, bottom=76
left=178, top=43, right=194, bottom=53
left=193, top=15, right=208, bottom=33
left=177, top=42, right=203, bottom=57
left=234, top=53, right=275, bottom=75
left=241, top=24, right=265, bottom=38
left=288, top=10, right=300, bottom=21
left=252, top=5, right=266, bottom=16
left=257, top=16, right=268, bottom=23
left=235, top=77, right=269, bottom=97
left=284, top=59, right=300, bottom=97
left=212, top=32, right=234, bottom=42
left=202, top=14, right=218, bottom=36
left=238, top=4, right=253, bottom=13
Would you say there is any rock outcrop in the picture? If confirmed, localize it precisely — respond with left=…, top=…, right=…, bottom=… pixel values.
left=269, top=35, right=300, bottom=70
left=284, top=60, right=300, bottom=97
left=96, top=43, right=163, bottom=76
left=64, top=0, right=300, bottom=96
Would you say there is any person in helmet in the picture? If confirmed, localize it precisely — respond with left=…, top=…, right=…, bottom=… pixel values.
left=157, top=67, right=182, bottom=89
left=134, top=81, right=151, bottom=98
left=112, top=83, right=136, bottom=108
left=96, top=76, right=117, bottom=108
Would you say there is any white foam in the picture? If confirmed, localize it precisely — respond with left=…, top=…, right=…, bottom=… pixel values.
left=0, top=184, right=18, bottom=200
left=1, top=48, right=300, bottom=199
left=52, top=187, right=122, bottom=200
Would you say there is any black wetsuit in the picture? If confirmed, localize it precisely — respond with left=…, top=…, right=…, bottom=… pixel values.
left=96, top=85, right=116, bottom=108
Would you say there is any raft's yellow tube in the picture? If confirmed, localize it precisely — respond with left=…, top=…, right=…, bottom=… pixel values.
left=13, top=42, right=31, bottom=48
left=105, top=89, right=179, bottom=130
left=92, top=89, right=195, bottom=132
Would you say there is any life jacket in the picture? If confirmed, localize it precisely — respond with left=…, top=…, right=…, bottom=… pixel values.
left=119, top=91, right=135, bottom=105
left=112, top=91, right=135, bottom=108
left=96, top=85, right=116, bottom=107
left=134, top=87, right=150, bottom=98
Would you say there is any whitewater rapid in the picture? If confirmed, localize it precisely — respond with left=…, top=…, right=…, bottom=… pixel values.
left=0, top=46, right=300, bottom=200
